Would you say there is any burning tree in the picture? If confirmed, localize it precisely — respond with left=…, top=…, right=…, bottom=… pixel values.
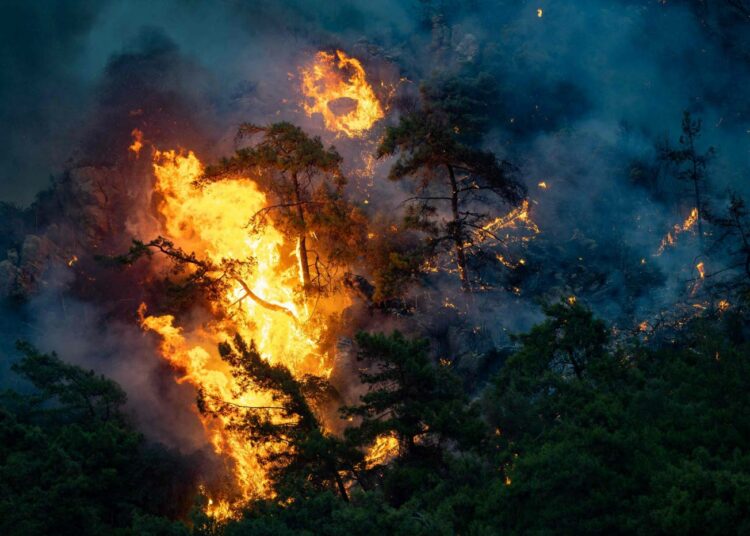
left=376, top=79, right=526, bottom=291
left=113, top=236, right=298, bottom=320
left=203, top=122, right=366, bottom=295
left=204, top=335, right=362, bottom=502
left=660, top=111, right=715, bottom=244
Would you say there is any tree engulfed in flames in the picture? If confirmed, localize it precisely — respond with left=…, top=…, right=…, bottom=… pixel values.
left=138, top=148, right=346, bottom=516
left=300, top=50, right=384, bottom=137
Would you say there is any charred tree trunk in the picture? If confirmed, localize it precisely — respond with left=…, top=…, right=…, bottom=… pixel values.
left=685, top=127, right=704, bottom=246
left=333, top=470, right=350, bottom=502
left=292, top=172, right=312, bottom=291
left=447, top=164, right=470, bottom=292
left=691, top=168, right=704, bottom=245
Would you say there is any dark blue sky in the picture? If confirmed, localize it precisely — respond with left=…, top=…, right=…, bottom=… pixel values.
left=1, top=0, right=748, bottom=205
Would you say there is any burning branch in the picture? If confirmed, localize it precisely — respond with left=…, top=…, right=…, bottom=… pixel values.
left=114, top=237, right=299, bottom=322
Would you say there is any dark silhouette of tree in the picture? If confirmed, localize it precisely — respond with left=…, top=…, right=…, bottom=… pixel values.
left=341, top=330, right=487, bottom=503
left=377, top=80, right=525, bottom=291
left=660, top=111, right=715, bottom=244
left=0, top=343, right=194, bottom=535
left=708, top=192, right=750, bottom=291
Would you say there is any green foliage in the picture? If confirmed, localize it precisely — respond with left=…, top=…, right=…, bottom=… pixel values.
left=482, top=304, right=750, bottom=535
left=206, top=122, right=343, bottom=182
left=0, top=343, right=193, bottom=536
left=7, top=301, right=750, bottom=535
left=377, top=76, right=525, bottom=290
left=210, top=335, right=359, bottom=502
left=212, top=303, right=750, bottom=535
left=9, top=341, right=127, bottom=422
left=342, top=331, right=486, bottom=460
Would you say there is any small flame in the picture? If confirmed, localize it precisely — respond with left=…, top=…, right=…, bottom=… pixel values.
left=696, top=261, right=705, bottom=279
left=364, top=433, right=400, bottom=469
left=479, top=200, right=541, bottom=240
left=656, top=208, right=698, bottom=255
left=129, top=128, right=144, bottom=157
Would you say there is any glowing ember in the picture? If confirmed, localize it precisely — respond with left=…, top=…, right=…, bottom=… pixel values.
left=478, top=200, right=541, bottom=241
left=300, top=50, right=384, bottom=137
left=696, top=261, right=705, bottom=279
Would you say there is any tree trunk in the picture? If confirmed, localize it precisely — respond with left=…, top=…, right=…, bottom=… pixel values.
left=292, top=172, right=312, bottom=291
left=333, top=470, right=350, bottom=502
left=693, top=177, right=703, bottom=245
left=687, top=133, right=704, bottom=246
left=447, top=164, right=470, bottom=292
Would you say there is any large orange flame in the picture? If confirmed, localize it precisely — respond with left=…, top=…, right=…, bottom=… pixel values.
left=300, top=50, right=384, bottom=137
left=139, top=148, right=347, bottom=516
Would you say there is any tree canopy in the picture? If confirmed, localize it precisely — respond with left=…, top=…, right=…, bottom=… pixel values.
left=377, top=77, right=526, bottom=291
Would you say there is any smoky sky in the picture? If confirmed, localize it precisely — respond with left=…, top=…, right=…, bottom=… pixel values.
left=1, top=0, right=748, bottom=206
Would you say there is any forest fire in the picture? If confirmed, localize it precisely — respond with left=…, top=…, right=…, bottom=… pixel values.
left=656, top=207, right=698, bottom=255
left=6, top=4, right=750, bottom=534
left=138, top=147, right=346, bottom=514
left=300, top=50, right=384, bottom=137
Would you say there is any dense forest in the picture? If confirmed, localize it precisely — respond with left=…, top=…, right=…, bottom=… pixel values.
left=3, top=301, right=750, bottom=534
left=2, top=0, right=750, bottom=534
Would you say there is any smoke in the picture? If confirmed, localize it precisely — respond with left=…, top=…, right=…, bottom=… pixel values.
left=1, top=0, right=749, bottom=482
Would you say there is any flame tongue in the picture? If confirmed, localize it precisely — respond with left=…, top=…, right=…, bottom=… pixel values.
left=300, top=50, right=384, bottom=137
left=141, top=147, right=340, bottom=511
